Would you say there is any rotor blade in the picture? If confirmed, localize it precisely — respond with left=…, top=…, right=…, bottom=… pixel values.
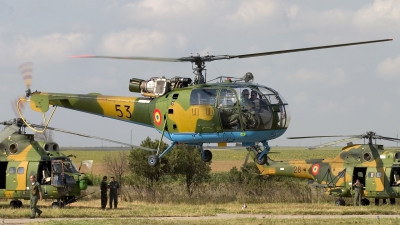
left=70, top=39, right=392, bottom=64
left=0, top=124, right=19, bottom=142
left=19, top=62, right=33, bottom=88
left=376, top=136, right=400, bottom=143
left=31, top=124, right=156, bottom=152
left=231, top=39, right=393, bottom=60
left=70, top=55, right=184, bottom=62
left=307, top=137, right=362, bottom=150
left=288, top=135, right=361, bottom=139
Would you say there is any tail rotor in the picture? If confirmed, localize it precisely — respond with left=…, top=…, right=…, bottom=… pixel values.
left=19, top=62, right=33, bottom=98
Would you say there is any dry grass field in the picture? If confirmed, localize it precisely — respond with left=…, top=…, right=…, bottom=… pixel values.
left=2, top=200, right=399, bottom=224
left=62, top=147, right=346, bottom=174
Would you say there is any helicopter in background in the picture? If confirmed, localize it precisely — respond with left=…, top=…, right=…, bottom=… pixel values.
left=0, top=118, right=90, bottom=208
left=250, top=131, right=400, bottom=206
left=22, top=39, right=392, bottom=167
left=0, top=117, right=151, bottom=208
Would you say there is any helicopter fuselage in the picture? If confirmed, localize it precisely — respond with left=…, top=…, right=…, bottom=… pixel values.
left=0, top=133, right=88, bottom=203
left=31, top=81, right=290, bottom=146
left=252, top=144, right=400, bottom=204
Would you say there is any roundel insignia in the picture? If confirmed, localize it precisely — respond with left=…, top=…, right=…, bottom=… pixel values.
left=153, top=109, right=162, bottom=126
left=311, top=164, right=320, bottom=176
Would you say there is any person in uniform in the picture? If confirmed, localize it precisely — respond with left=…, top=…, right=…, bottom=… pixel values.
left=353, top=179, right=364, bottom=206
left=240, top=89, right=257, bottom=128
left=108, top=176, right=120, bottom=209
left=100, top=176, right=108, bottom=209
left=29, top=175, right=42, bottom=219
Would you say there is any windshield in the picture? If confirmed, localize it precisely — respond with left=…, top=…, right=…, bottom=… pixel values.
left=52, top=159, right=79, bottom=173
left=217, top=85, right=290, bottom=130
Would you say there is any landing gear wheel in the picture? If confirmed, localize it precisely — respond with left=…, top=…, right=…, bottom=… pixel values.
left=361, top=198, right=370, bottom=206
left=17, top=200, right=22, bottom=208
left=51, top=202, right=65, bottom=209
left=255, top=153, right=267, bottom=165
left=148, top=154, right=159, bottom=167
left=201, top=150, right=212, bottom=162
left=335, top=198, right=345, bottom=206
left=10, top=200, right=17, bottom=209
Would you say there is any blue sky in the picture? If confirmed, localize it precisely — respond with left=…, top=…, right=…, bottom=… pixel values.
left=1, top=0, right=399, bottom=148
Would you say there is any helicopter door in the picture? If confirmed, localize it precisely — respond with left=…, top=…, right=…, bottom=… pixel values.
left=188, top=89, right=219, bottom=133
left=51, top=160, right=64, bottom=187
left=6, top=161, right=28, bottom=191
left=352, top=167, right=367, bottom=189
left=0, top=162, right=7, bottom=189
left=366, top=167, right=385, bottom=192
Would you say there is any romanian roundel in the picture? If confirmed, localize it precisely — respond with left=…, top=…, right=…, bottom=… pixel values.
left=311, top=164, right=320, bottom=176
left=153, top=109, right=162, bottom=126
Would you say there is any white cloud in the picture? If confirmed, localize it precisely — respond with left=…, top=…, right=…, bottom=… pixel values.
left=122, top=0, right=209, bottom=18
left=14, top=33, right=92, bottom=63
left=223, top=0, right=277, bottom=27
left=376, top=56, right=400, bottom=79
left=99, top=29, right=187, bottom=55
left=352, top=0, right=400, bottom=30
left=285, top=68, right=328, bottom=84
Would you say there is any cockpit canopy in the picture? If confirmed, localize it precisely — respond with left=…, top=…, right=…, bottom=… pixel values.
left=190, top=84, right=290, bottom=130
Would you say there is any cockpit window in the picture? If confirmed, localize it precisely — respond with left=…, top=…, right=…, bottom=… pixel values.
left=190, top=89, right=218, bottom=105
left=257, top=87, right=287, bottom=104
left=52, top=159, right=79, bottom=174
left=63, top=161, right=79, bottom=173
left=218, top=89, right=236, bottom=107
left=53, top=162, right=63, bottom=173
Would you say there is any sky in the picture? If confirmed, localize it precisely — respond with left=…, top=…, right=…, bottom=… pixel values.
left=0, top=0, right=400, bottom=148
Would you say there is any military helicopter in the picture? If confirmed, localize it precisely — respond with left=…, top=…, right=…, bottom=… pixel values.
left=21, top=39, right=392, bottom=167
left=248, top=131, right=400, bottom=206
left=0, top=117, right=152, bottom=208
left=0, top=117, right=91, bottom=208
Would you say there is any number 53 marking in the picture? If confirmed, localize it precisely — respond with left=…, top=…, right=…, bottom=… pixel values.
left=115, top=104, right=132, bottom=118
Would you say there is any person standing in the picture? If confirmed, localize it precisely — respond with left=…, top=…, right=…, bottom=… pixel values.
left=100, top=176, right=108, bottom=210
left=353, top=179, right=364, bottom=206
left=29, top=175, right=42, bottom=219
left=108, top=176, right=120, bottom=209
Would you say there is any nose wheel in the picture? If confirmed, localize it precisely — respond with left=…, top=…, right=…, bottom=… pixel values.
left=148, top=154, right=159, bottom=166
left=255, top=152, right=267, bottom=165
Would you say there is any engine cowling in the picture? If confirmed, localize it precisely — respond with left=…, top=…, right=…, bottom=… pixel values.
left=129, top=76, right=192, bottom=98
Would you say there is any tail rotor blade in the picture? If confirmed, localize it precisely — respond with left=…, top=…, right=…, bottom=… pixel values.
left=19, top=62, right=33, bottom=89
left=10, top=95, right=26, bottom=117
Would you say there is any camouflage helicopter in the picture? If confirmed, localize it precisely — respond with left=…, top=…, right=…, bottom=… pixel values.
left=0, top=117, right=146, bottom=208
left=249, top=131, right=400, bottom=206
left=20, top=39, right=392, bottom=167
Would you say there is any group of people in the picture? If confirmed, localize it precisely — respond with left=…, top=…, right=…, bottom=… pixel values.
left=100, top=176, right=120, bottom=210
